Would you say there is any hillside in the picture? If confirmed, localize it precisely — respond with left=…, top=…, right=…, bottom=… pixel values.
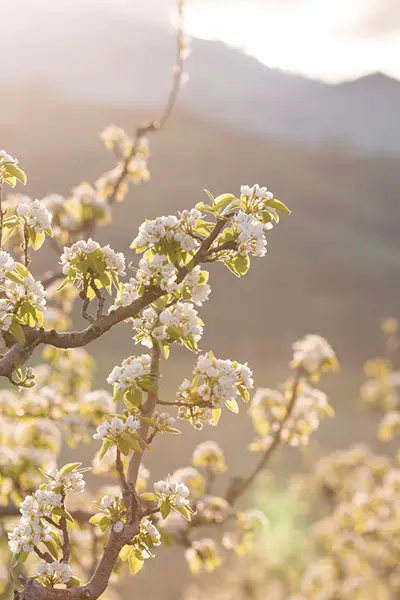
left=1, top=85, right=399, bottom=371
left=1, top=0, right=400, bottom=153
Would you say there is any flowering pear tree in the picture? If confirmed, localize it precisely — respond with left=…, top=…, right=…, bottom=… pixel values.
left=0, top=3, right=362, bottom=600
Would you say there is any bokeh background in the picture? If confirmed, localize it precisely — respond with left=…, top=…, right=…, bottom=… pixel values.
left=1, top=0, right=399, bottom=597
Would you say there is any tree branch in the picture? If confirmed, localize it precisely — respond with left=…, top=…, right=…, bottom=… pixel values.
left=0, top=214, right=231, bottom=380
left=225, top=372, right=302, bottom=504
left=126, top=344, right=161, bottom=487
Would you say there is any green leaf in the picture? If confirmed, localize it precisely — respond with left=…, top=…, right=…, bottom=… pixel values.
left=164, top=426, right=181, bottom=434
left=212, top=408, right=222, bottom=426
left=13, top=550, right=29, bottom=567
left=139, top=492, right=158, bottom=502
left=119, top=545, right=132, bottom=562
left=15, top=263, right=29, bottom=277
left=203, top=189, right=216, bottom=206
left=59, top=462, right=82, bottom=475
left=225, top=254, right=250, bottom=277
left=3, top=174, right=16, bottom=187
left=89, top=513, right=110, bottom=529
left=66, top=577, right=83, bottom=588
left=128, top=552, right=144, bottom=575
left=160, top=501, right=171, bottom=520
left=160, top=339, right=170, bottom=359
left=6, top=164, right=27, bottom=185
left=117, top=437, right=131, bottom=456
left=52, top=507, right=74, bottom=523
left=238, top=385, right=250, bottom=402
left=121, top=432, right=142, bottom=454
left=44, top=539, right=59, bottom=559
left=124, top=387, right=142, bottom=409
left=213, top=193, right=236, bottom=212
left=175, top=505, right=192, bottom=521
left=113, top=387, right=122, bottom=403
left=9, top=321, right=25, bottom=345
left=30, top=229, right=45, bottom=250
left=226, top=398, right=239, bottom=413
left=56, top=278, right=70, bottom=292
left=266, top=198, right=291, bottom=215
left=98, top=438, right=113, bottom=460
left=5, top=270, right=24, bottom=284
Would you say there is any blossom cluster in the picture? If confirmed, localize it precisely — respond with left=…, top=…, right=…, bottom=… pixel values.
left=192, top=440, right=227, bottom=473
left=185, top=538, right=221, bottom=574
left=0, top=250, right=16, bottom=279
left=59, top=238, right=125, bottom=287
left=16, top=198, right=53, bottom=234
left=107, top=354, right=152, bottom=392
left=249, top=381, right=333, bottom=448
left=176, top=352, right=253, bottom=429
left=135, top=253, right=178, bottom=292
left=222, top=509, right=268, bottom=555
left=180, top=266, right=211, bottom=307
left=119, top=516, right=162, bottom=572
left=170, top=467, right=206, bottom=499
left=5, top=274, right=47, bottom=314
left=154, top=476, right=191, bottom=510
left=291, top=334, right=338, bottom=377
left=133, top=301, right=204, bottom=352
left=36, top=561, right=72, bottom=587
left=93, top=415, right=140, bottom=441
left=132, top=209, right=203, bottom=254
left=8, top=465, right=86, bottom=556
left=234, top=211, right=270, bottom=258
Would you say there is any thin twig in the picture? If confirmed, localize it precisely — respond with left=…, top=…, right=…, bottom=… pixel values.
left=90, top=277, right=105, bottom=319
left=22, top=224, right=30, bottom=269
left=126, top=345, right=161, bottom=488
left=226, top=371, right=302, bottom=504
left=105, top=0, right=186, bottom=208
left=33, top=547, right=53, bottom=564
left=60, top=492, right=71, bottom=563
left=116, top=448, right=129, bottom=492
left=80, top=277, right=95, bottom=324
left=43, top=516, right=62, bottom=530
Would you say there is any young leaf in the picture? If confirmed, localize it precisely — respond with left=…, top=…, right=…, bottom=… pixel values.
left=160, top=501, right=171, bottom=520
left=59, top=462, right=82, bottom=475
left=66, top=577, right=84, bottom=588
left=128, top=552, right=144, bottom=575
left=98, top=438, right=113, bottom=460
left=139, top=492, right=159, bottom=502
left=6, top=164, right=27, bottom=185
left=52, top=507, right=74, bottom=523
left=225, top=398, right=239, bottom=414
left=89, top=513, right=110, bottom=529
left=119, top=545, right=132, bottom=562
left=9, top=321, right=25, bottom=345
left=44, top=539, right=59, bottom=559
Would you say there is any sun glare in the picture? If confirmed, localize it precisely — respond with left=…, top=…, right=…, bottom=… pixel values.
left=185, top=0, right=400, bottom=82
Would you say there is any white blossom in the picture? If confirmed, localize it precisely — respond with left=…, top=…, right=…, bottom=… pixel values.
left=36, top=560, right=72, bottom=585
left=292, top=334, right=337, bottom=374
left=17, top=198, right=53, bottom=233
left=106, top=354, right=151, bottom=390
left=93, top=415, right=140, bottom=441
left=0, top=150, right=18, bottom=165
left=154, top=475, right=190, bottom=509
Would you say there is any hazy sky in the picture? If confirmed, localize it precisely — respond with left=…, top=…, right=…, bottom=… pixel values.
left=96, top=0, right=400, bottom=82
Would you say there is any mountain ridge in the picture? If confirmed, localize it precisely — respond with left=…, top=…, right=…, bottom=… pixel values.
left=1, top=1, right=400, bottom=154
